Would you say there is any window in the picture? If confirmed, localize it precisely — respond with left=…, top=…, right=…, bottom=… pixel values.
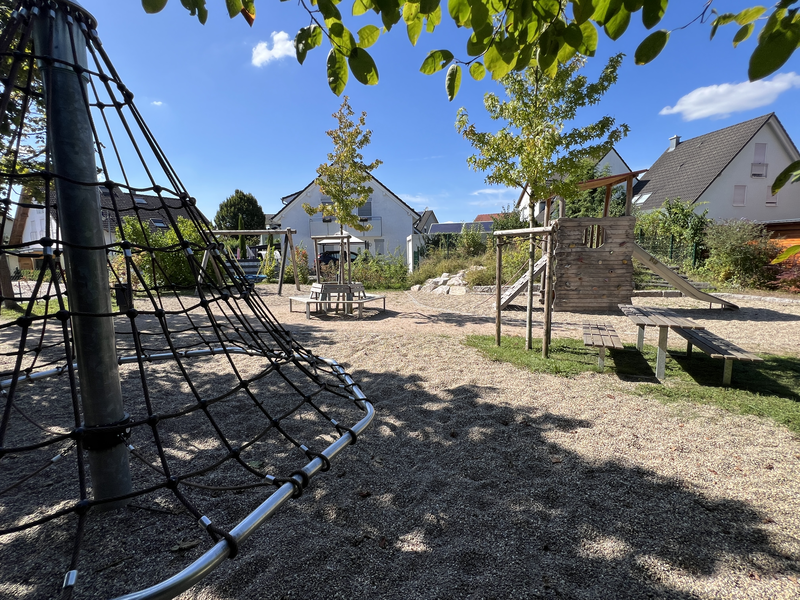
left=751, top=143, right=768, bottom=178
left=357, top=201, right=372, bottom=219
left=766, top=186, right=778, bottom=206
left=151, top=218, right=168, bottom=228
left=134, top=196, right=147, bottom=205
left=632, top=192, right=651, bottom=205
left=733, top=185, right=747, bottom=207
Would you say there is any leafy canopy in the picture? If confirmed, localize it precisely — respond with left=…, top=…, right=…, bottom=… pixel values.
left=214, top=189, right=266, bottom=231
left=141, top=1, right=800, bottom=104
left=303, top=96, right=382, bottom=234
left=456, top=55, right=629, bottom=221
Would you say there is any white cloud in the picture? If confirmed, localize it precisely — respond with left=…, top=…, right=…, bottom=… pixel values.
left=252, top=31, right=295, bottom=67
left=468, top=187, right=519, bottom=207
left=660, top=72, right=800, bottom=121
left=151, top=101, right=163, bottom=107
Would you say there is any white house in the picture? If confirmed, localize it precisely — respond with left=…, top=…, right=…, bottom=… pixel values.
left=516, top=147, right=634, bottom=223
left=632, top=113, right=800, bottom=226
left=269, top=175, right=421, bottom=265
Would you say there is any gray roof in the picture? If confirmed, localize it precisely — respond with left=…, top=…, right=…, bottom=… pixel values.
left=633, top=113, right=775, bottom=211
left=428, top=221, right=493, bottom=234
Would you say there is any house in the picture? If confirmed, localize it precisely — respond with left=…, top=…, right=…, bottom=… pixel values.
left=414, top=209, right=438, bottom=234
left=269, top=175, right=421, bottom=265
left=516, top=147, right=634, bottom=223
left=474, top=213, right=502, bottom=222
left=8, top=188, right=210, bottom=270
left=632, top=114, right=800, bottom=239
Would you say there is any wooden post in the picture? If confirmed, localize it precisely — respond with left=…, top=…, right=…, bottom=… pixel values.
left=558, top=197, right=565, bottom=219
left=625, top=175, right=634, bottom=216
left=540, top=198, right=552, bottom=305
left=313, top=238, right=321, bottom=282
left=495, top=240, right=503, bottom=346
left=286, top=228, right=300, bottom=292
left=603, top=184, right=612, bottom=218
left=542, top=226, right=555, bottom=358
left=277, top=234, right=289, bottom=294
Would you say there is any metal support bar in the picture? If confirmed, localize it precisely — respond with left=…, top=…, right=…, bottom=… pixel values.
left=656, top=326, right=668, bottom=380
left=597, top=347, right=606, bottom=371
left=722, top=359, right=733, bottom=386
left=33, top=3, right=131, bottom=507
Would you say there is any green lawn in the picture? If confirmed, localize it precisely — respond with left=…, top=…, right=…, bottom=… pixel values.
left=464, top=334, right=800, bottom=435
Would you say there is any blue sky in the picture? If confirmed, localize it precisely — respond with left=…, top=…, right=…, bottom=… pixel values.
left=77, top=1, right=800, bottom=223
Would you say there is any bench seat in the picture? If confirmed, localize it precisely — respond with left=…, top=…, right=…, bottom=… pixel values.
left=672, top=327, right=762, bottom=386
left=582, top=323, right=624, bottom=371
left=289, top=294, right=385, bottom=320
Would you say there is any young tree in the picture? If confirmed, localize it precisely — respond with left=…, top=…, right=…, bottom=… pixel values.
left=303, top=96, right=382, bottom=236
left=214, top=189, right=265, bottom=246
left=565, top=161, right=627, bottom=218
left=456, top=54, right=628, bottom=350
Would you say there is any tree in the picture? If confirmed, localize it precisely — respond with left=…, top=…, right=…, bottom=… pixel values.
left=142, top=1, right=798, bottom=105
left=303, top=96, right=382, bottom=236
left=456, top=54, right=628, bottom=350
left=565, top=161, right=627, bottom=218
left=214, top=189, right=265, bottom=246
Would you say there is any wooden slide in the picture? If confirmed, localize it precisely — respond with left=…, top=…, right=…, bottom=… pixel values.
left=631, top=243, right=738, bottom=310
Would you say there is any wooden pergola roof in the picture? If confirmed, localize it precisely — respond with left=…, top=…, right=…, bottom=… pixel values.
left=576, top=169, right=648, bottom=191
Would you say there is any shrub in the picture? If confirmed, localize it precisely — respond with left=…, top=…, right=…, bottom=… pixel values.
left=701, top=220, right=779, bottom=288
left=283, top=243, right=310, bottom=285
left=458, top=223, right=487, bottom=257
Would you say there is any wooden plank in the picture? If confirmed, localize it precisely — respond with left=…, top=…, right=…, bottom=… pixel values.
left=672, top=328, right=762, bottom=362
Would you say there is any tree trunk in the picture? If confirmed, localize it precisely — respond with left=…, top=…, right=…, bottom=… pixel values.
left=0, top=253, right=22, bottom=311
left=525, top=199, right=535, bottom=351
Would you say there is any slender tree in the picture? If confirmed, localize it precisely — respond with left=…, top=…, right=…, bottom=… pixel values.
left=304, top=96, right=382, bottom=236
left=214, top=189, right=265, bottom=247
left=456, top=54, right=629, bottom=350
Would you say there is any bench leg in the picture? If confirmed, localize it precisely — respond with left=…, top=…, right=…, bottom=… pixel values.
left=305, top=303, right=310, bottom=320
left=656, top=326, right=668, bottom=380
left=598, top=347, right=606, bottom=372
left=289, top=299, right=293, bottom=314
left=686, top=341, right=693, bottom=358
left=637, top=325, right=645, bottom=351
left=722, top=359, right=733, bottom=386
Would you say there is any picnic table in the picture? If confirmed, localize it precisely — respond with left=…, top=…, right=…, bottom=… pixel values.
left=289, top=282, right=385, bottom=319
left=618, top=304, right=705, bottom=380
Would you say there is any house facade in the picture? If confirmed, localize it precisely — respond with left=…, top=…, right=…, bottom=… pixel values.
left=633, top=113, right=800, bottom=226
left=269, top=175, right=421, bottom=264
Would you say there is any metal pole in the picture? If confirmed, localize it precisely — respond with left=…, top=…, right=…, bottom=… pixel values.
left=495, top=240, right=502, bottom=346
left=33, top=2, right=131, bottom=507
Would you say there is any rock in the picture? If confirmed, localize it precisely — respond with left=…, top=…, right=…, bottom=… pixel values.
left=421, top=283, right=439, bottom=293
left=441, top=273, right=451, bottom=279
left=466, top=265, right=486, bottom=272
left=410, top=284, right=422, bottom=292
left=432, top=285, right=450, bottom=295
left=449, top=286, right=467, bottom=296
left=448, top=276, right=467, bottom=287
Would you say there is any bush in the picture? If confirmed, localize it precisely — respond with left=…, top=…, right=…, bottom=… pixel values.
left=701, top=220, right=779, bottom=288
left=352, top=251, right=407, bottom=289
left=458, top=223, right=486, bottom=257
left=283, top=244, right=310, bottom=285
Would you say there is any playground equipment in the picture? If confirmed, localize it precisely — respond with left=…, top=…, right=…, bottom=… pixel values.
left=0, top=2, right=373, bottom=598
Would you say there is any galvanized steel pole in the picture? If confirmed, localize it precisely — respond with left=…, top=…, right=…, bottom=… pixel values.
left=33, top=2, right=131, bottom=507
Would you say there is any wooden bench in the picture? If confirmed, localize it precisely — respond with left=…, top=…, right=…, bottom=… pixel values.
left=289, top=282, right=386, bottom=320
left=582, top=323, right=624, bottom=371
left=671, top=328, right=763, bottom=386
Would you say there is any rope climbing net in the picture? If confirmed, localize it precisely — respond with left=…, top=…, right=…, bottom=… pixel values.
left=0, top=2, right=374, bottom=598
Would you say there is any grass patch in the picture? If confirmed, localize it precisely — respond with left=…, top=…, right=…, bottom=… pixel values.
left=1, top=297, right=70, bottom=319
left=464, top=334, right=800, bottom=435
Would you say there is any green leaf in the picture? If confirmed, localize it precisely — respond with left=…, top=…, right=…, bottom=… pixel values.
left=407, top=14, right=424, bottom=44
left=319, top=0, right=342, bottom=21
left=749, top=22, right=800, bottom=80
left=329, top=21, right=356, bottom=55
left=735, top=6, right=767, bottom=26
left=241, top=0, right=255, bottom=24
left=348, top=47, right=379, bottom=85
left=623, top=0, right=643, bottom=11
left=445, top=64, right=462, bottom=101
left=641, top=0, right=667, bottom=29
left=352, top=0, right=374, bottom=16
left=309, top=24, right=323, bottom=47
left=593, top=0, right=622, bottom=26
left=578, top=20, right=598, bottom=56
left=448, top=0, right=470, bottom=27
left=634, top=29, right=669, bottom=64
left=733, top=23, right=754, bottom=47
left=357, top=24, right=380, bottom=47
left=468, top=0, right=490, bottom=31
left=225, top=0, right=243, bottom=18
left=604, top=6, right=630, bottom=40
left=484, top=44, right=515, bottom=79
left=327, top=49, right=348, bottom=95
left=469, top=61, right=486, bottom=80
left=403, top=2, right=420, bottom=22
left=142, top=0, right=169, bottom=14
left=419, top=49, right=454, bottom=74
left=771, top=244, right=800, bottom=264
left=419, top=0, right=439, bottom=14
left=467, top=23, right=493, bottom=55
left=294, top=27, right=311, bottom=64
left=710, top=12, right=736, bottom=39
left=771, top=160, right=800, bottom=193
left=572, top=0, right=595, bottom=24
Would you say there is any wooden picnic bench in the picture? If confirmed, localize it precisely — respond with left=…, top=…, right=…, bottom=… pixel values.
left=289, top=282, right=385, bottom=320
left=618, top=304, right=706, bottom=380
left=582, top=323, right=624, bottom=371
left=671, top=327, right=763, bottom=386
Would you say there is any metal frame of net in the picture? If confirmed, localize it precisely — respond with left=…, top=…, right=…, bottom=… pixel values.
left=0, top=2, right=374, bottom=598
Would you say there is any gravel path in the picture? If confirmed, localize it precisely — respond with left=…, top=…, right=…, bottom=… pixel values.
left=2, top=286, right=799, bottom=599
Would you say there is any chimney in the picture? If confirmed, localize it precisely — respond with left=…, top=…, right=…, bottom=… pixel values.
left=668, top=135, right=681, bottom=152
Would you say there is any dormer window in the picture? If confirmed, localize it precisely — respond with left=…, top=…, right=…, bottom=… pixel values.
left=151, top=218, right=168, bottom=228
left=134, top=196, right=147, bottom=205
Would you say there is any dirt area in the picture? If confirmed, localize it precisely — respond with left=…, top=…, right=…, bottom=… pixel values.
left=2, top=285, right=800, bottom=599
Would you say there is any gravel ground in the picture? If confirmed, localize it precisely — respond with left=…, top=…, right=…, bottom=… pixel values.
left=2, top=286, right=799, bottom=599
